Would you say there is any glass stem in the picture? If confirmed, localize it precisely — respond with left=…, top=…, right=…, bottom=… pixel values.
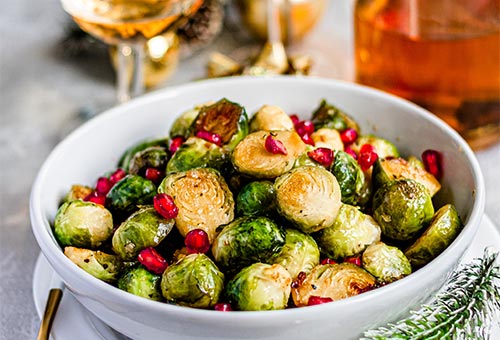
left=116, top=42, right=145, bottom=104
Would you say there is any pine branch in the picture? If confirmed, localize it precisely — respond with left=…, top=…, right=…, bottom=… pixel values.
left=362, top=248, right=500, bottom=340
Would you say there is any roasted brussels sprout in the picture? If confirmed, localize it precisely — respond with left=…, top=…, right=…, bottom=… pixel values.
left=405, top=204, right=462, bottom=268
left=169, top=107, right=202, bottom=139
left=161, top=253, right=224, bottom=308
left=226, top=263, right=292, bottom=311
left=118, top=265, right=162, bottom=301
left=315, top=204, right=381, bottom=260
left=64, top=246, right=122, bottom=283
left=235, top=180, right=276, bottom=217
left=311, top=128, right=344, bottom=151
left=373, top=179, right=434, bottom=241
left=352, top=135, right=399, bottom=159
left=272, top=228, right=320, bottom=279
left=232, top=130, right=307, bottom=179
left=54, top=200, right=114, bottom=248
left=118, top=138, right=169, bottom=171
left=63, top=185, right=93, bottom=203
left=275, top=166, right=342, bottom=233
left=127, top=146, right=168, bottom=175
left=112, top=206, right=175, bottom=260
left=291, top=263, right=376, bottom=307
left=311, top=99, right=360, bottom=132
left=249, top=105, right=294, bottom=132
left=158, top=168, right=234, bottom=242
left=407, top=155, right=425, bottom=170
left=331, top=150, right=371, bottom=207
left=212, top=216, right=286, bottom=273
left=362, top=242, right=411, bottom=283
left=106, top=175, right=156, bottom=216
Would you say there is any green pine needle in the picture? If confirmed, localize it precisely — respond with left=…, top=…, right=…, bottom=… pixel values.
left=362, top=248, right=500, bottom=340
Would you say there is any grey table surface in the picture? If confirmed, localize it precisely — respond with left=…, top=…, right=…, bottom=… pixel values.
left=1, top=1, right=499, bottom=339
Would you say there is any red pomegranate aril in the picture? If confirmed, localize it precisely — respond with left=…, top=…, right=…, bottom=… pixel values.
left=138, top=247, right=168, bottom=274
left=84, top=191, right=106, bottom=206
left=291, top=271, right=307, bottom=289
left=307, top=148, right=334, bottom=168
left=185, top=229, right=211, bottom=254
left=109, top=168, right=126, bottom=184
left=344, top=256, right=361, bottom=267
left=344, top=146, right=358, bottom=160
left=307, top=296, right=333, bottom=306
left=321, top=258, right=337, bottom=265
left=169, top=136, right=185, bottom=154
left=340, top=128, right=358, bottom=145
left=196, top=130, right=222, bottom=146
left=358, top=144, right=378, bottom=171
left=153, top=193, right=178, bottom=219
left=359, top=143, right=375, bottom=154
left=145, top=168, right=163, bottom=183
left=295, top=120, right=315, bottom=136
left=422, top=149, right=443, bottom=180
left=265, top=134, right=288, bottom=155
left=300, top=133, right=315, bottom=146
left=289, top=114, right=300, bottom=126
left=214, top=303, right=232, bottom=311
left=95, top=176, right=112, bottom=195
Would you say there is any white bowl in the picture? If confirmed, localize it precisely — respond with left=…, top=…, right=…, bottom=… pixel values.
left=31, top=76, right=485, bottom=340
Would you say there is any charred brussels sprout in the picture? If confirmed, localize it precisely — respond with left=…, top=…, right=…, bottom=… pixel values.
left=112, top=206, right=175, bottom=260
left=54, top=200, right=113, bottom=248
left=158, top=168, right=234, bottom=242
left=352, top=135, right=399, bottom=159
left=127, top=146, right=168, bottom=175
left=315, top=204, right=381, bottom=260
left=275, top=166, right=342, bottom=233
left=63, top=185, right=93, bottom=203
left=106, top=175, right=156, bottom=216
left=311, top=99, right=360, bottom=132
left=249, top=105, right=294, bottom=132
left=64, top=246, right=122, bottom=283
left=236, top=180, right=276, bottom=217
left=272, top=228, right=320, bottom=279
left=331, top=150, right=371, bottom=207
left=311, top=128, right=344, bottom=151
left=373, top=179, right=434, bottom=241
left=362, top=242, right=411, bottom=283
left=161, top=253, right=224, bottom=308
left=226, top=263, right=292, bottom=311
left=118, top=138, right=169, bottom=171
left=169, top=107, right=202, bottom=139
left=405, top=204, right=462, bottom=268
left=118, top=265, right=162, bottom=301
left=291, top=263, right=376, bottom=307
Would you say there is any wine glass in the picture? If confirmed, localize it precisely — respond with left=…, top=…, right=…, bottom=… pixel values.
left=60, top=0, right=203, bottom=103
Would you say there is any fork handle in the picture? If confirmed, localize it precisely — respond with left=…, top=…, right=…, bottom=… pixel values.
left=37, top=288, right=63, bottom=340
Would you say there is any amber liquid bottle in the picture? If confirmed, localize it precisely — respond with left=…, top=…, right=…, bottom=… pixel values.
left=354, top=0, right=500, bottom=149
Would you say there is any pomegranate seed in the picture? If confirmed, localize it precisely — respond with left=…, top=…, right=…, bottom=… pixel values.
left=340, top=128, right=358, bottom=145
left=109, top=168, right=126, bottom=184
left=321, top=258, right=337, bottom=265
left=358, top=144, right=378, bottom=171
left=307, top=148, right=335, bottom=168
left=300, top=133, right=315, bottom=146
left=307, top=296, right=333, bottom=306
left=360, top=143, right=375, bottom=154
left=138, top=247, right=168, bottom=274
left=196, top=130, right=222, bottom=146
left=145, top=168, right=163, bottom=183
left=289, top=114, right=300, bottom=126
left=169, top=136, right=185, bottom=154
left=84, top=191, right=106, bottom=206
left=95, top=176, right=112, bottom=195
left=422, top=149, right=443, bottom=180
left=265, top=134, right=288, bottom=155
left=345, top=146, right=358, bottom=160
left=184, top=229, right=210, bottom=254
left=291, top=271, right=307, bottom=289
left=344, top=256, right=361, bottom=266
left=153, top=193, right=178, bottom=219
left=295, top=120, right=315, bottom=136
left=214, top=303, right=233, bottom=311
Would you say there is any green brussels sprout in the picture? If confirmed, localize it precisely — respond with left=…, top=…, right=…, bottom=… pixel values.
left=106, top=175, right=157, bottom=215
left=373, top=179, right=434, bottom=241
left=64, top=246, right=122, bottom=283
left=352, top=135, right=399, bottom=159
left=405, top=204, right=462, bottom=268
left=293, top=145, right=326, bottom=169
left=118, top=265, right=162, bottom=301
left=236, top=180, right=276, bottom=217
left=112, top=206, right=175, bottom=260
left=169, top=107, right=202, bottom=139
left=118, top=138, right=169, bottom=171
left=275, top=166, right=342, bottom=233
left=291, top=263, right=376, bottom=307
left=315, top=204, right=381, bottom=260
left=226, top=263, right=292, bottom=311
left=127, top=146, right=168, bottom=175
left=166, top=136, right=228, bottom=174
left=331, top=150, right=371, bottom=207
left=232, top=130, right=307, bottom=179
left=54, top=200, right=113, bottom=248
left=158, top=168, right=234, bottom=242
left=311, top=99, right=360, bottom=132
left=161, top=253, right=224, bottom=308
left=272, top=228, right=320, bottom=279
left=311, top=128, right=344, bottom=151
left=373, top=157, right=441, bottom=197
left=212, top=216, right=286, bottom=273
left=249, top=105, right=294, bottom=132
left=62, top=185, right=93, bottom=203
left=362, top=242, right=412, bottom=283
left=407, top=155, right=425, bottom=170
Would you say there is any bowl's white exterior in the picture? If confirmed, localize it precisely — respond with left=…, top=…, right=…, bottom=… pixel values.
left=30, top=77, right=484, bottom=340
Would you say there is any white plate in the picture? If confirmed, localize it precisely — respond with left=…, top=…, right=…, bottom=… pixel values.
left=33, top=215, right=500, bottom=340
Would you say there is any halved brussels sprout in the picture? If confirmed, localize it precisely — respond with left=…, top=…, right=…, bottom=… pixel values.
left=275, top=166, right=342, bottom=233
left=226, top=263, right=292, bottom=311
left=407, top=155, right=425, bottom=170
left=249, top=105, right=294, bottom=132
left=112, top=206, right=175, bottom=260
left=106, top=175, right=157, bottom=216
left=161, top=253, right=224, bottom=308
left=315, top=204, right=381, bottom=260
left=373, top=179, right=434, bottom=241
left=169, top=107, right=202, bottom=139
left=405, top=204, right=462, bottom=268
left=118, top=265, right=162, bottom=301
left=62, top=185, right=93, bottom=203
left=373, top=157, right=441, bottom=197
left=64, top=246, right=122, bottom=283
left=232, top=130, right=307, bottom=179
left=351, top=135, right=399, bottom=159
left=127, top=146, right=168, bottom=175
left=118, top=138, right=169, bottom=171
left=311, top=128, right=344, bottom=151
left=272, top=228, right=320, bottom=279
left=362, top=242, right=411, bottom=283
left=54, top=200, right=114, bottom=249
left=158, top=167, right=234, bottom=242
left=212, top=216, right=286, bottom=273
left=236, top=180, right=276, bottom=217
left=331, top=150, right=371, bottom=207
left=311, top=99, right=360, bottom=132
left=291, top=263, right=376, bottom=307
